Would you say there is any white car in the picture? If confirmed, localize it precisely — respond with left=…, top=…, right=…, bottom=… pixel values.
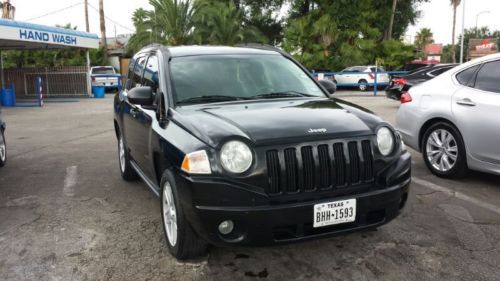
left=90, top=66, right=120, bottom=91
left=336, top=66, right=390, bottom=91
left=396, top=53, right=500, bottom=178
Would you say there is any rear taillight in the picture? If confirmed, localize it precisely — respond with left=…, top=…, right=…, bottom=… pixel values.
left=369, top=73, right=375, bottom=79
left=400, top=92, right=412, bottom=104
left=394, top=78, right=407, bottom=86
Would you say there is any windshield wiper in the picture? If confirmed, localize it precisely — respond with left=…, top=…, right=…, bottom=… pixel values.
left=176, top=95, right=248, bottom=105
left=249, top=91, right=315, bottom=99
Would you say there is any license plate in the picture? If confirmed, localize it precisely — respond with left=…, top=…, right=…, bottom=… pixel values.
left=313, top=199, right=356, bottom=228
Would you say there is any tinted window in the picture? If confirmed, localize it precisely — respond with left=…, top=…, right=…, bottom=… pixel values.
left=130, top=56, right=147, bottom=89
left=456, top=65, right=480, bottom=86
left=429, top=66, right=453, bottom=77
left=474, top=61, right=500, bottom=93
left=170, top=55, right=325, bottom=103
left=92, top=67, right=115, bottom=75
left=125, top=58, right=136, bottom=90
left=143, top=55, right=160, bottom=96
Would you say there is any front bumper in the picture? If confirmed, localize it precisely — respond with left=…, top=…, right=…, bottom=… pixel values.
left=175, top=152, right=411, bottom=247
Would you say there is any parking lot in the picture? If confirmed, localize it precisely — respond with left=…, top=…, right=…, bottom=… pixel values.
left=1, top=92, right=500, bottom=281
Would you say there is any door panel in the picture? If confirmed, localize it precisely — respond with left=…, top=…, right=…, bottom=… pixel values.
left=451, top=61, right=500, bottom=165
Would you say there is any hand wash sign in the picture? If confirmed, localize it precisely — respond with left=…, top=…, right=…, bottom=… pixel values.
left=19, top=29, right=78, bottom=45
left=0, top=18, right=99, bottom=49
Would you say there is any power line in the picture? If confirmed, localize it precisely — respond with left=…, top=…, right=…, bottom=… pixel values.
left=87, top=3, right=135, bottom=33
left=24, top=2, right=84, bottom=21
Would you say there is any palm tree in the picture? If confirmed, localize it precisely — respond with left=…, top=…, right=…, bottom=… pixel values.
left=193, top=1, right=264, bottom=45
left=149, top=0, right=197, bottom=45
left=415, top=28, right=434, bottom=59
left=387, top=0, right=398, bottom=40
left=450, top=0, right=461, bottom=63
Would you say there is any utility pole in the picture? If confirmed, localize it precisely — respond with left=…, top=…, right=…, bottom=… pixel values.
left=84, top=0, right=89, bottom=32
left=99, top=0, right=108, bottom=60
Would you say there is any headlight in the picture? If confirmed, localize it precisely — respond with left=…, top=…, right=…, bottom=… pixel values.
left=220, top=141, right=253, bottom=173
left=181, top=150, right=211, bottom=174
left=376, top=127, right=395, bottom=156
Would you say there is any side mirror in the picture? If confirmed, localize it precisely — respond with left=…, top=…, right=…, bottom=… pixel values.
left=318, top=79, right=337, bottom=95
left=128, top=86, right=153, bottom=106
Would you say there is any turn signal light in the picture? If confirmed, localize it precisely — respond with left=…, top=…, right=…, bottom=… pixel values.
left=400, top=92, right=412, bottom=104
left=394, top=78, right=407, bottom=86
left=181, top=150, right=211, bottom=174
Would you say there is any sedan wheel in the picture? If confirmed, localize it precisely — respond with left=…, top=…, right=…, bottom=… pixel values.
left=425, top=129, right=458, bottom=172
left=0, top=130, right=6, bottom=167
left=422, top=122, right=468, bottom=178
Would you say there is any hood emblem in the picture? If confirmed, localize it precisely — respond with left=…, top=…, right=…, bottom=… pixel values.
left=308, top=128, right=327, bottom=134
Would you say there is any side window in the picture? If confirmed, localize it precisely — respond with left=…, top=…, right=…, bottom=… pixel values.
left=456, top=65, right=480, bottom=87
left=130, top=56, right=148, bottom=89
left=125, top=58, right=136, bottom=90
left=428, top=67, right=450, bottom=77
left=143, top=55, right=160, bottom=97
left=474, top=61, right=500, bottom=93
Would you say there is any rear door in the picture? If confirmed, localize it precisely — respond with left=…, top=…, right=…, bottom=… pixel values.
left=452, top=60, right=500, bottom=165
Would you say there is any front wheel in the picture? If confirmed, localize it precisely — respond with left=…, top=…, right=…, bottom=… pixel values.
left=0, top=130, right=6, bottom=167
left=161, top=170, right=208, bottom=260
left=422, top=122, right=468, bottom=178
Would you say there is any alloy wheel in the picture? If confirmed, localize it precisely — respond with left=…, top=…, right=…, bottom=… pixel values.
left=119, top=137, right=126, bottom=173
left=162, top=182, right=178, bottom=246
left=0, top=133, right=5, bottom=163
left=425, top=129, right=458, bottom=172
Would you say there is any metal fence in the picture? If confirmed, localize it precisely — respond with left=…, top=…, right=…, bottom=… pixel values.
left=1, top=66, right=89, bottom=98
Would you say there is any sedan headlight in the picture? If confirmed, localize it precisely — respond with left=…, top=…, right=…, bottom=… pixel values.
left=220, top=141, right=253, bottom=173
left=377, top=127, right=395, bottom=156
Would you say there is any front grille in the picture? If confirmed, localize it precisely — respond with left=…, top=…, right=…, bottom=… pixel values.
left=265, top=140, right=374, bottom=195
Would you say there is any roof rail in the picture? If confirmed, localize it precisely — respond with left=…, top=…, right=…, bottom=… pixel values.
left=235, top=43, right=287, bottom=56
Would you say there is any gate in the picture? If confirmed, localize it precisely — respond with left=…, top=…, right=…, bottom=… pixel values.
left=2, top=66, right=89, bottom=98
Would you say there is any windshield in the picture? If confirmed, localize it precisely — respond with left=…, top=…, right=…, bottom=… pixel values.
left=170, top=55, right=326, bottom=105
left=92, top=67, right=115, bottom=75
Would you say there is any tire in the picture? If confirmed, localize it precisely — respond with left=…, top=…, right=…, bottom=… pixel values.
left=118, top=132, right=138, bottom=181
left=422, top=122, right=468, bottom=178
left=358, top=79, right=368, bottom=91
left=160, top=170, right=208, bottom=260
left=0, top=130, right=6, bottom=167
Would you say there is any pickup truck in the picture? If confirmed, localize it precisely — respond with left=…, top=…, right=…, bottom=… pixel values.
left=90, top=66, right=120, bottom=91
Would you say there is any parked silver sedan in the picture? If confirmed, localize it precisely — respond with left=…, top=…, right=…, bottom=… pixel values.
left=396, top=53, right=500, bottom=178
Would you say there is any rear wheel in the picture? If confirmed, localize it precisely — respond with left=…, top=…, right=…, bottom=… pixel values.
left=358, top=79, right=368, bottom=91
left=118, top=132, right=138, bottom=181
left=161, top=170, right=208, bottom=260
left=422, top=122, right=468, bottom=178
left=0, top=130, right=6, bottom=167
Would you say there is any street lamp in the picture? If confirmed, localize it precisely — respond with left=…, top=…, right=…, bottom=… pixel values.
left=475, top=11, right=490, bottom=36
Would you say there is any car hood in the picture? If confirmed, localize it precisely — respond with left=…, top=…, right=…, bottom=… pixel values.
left=172, top=98, right=383, bottom=148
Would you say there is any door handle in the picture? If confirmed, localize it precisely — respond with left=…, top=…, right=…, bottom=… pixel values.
left=130, top=108, right=140, bottom=117
left=456, top=98, right=476, bottom=107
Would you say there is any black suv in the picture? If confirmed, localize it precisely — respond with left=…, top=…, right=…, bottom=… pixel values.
left=0, top=105, right=6, bottom=168
left=113, top=45, right=411, bottom=260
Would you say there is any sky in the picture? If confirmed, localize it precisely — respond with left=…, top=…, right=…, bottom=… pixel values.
left=9, top=0, right=500, bottom=45
left=405, top=0, right=500, bottom=45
